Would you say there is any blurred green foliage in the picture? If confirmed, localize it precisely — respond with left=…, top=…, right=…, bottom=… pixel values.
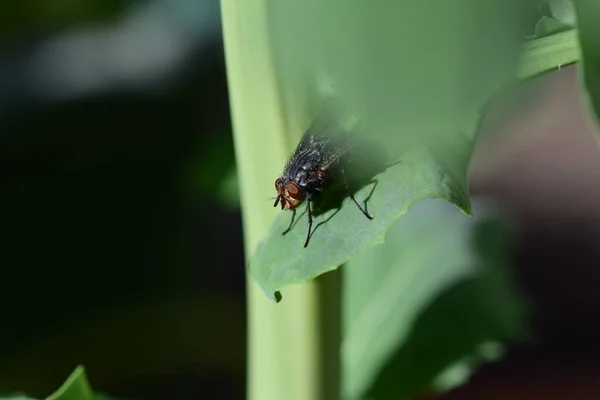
left=0, top=13, right=241, bottom=396
left=0, top=366, right=122, bottom=400
left=544, top=0, right=577, bottom=26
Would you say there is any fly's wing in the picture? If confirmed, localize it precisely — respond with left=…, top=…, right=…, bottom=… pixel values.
left=308, top=119, right=360, bottom=170
left=285, top=108, right=363, bottom=181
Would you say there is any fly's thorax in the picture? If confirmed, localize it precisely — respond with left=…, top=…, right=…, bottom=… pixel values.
left=293, top=169, right=311, bottom=188
left=289, top=155, right=331, bottom=188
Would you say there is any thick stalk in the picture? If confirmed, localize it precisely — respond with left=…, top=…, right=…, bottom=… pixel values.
left=220, top=1, right=340, bottom=399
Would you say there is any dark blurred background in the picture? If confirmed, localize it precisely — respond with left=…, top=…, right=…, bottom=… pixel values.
left=1, top=1, right=245, bottom=398
left=438, top=66, right=600, bottom=399
left=1, top=1, right=600, bottom=399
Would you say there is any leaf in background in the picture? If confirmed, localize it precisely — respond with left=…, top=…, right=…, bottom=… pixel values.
left=516, top=1, right=580, bottom=78
left=341, top=199, right=528, bottom=400
left=46, top=366, right=126, bottom=400
left=249, top=0, right=529, bottom=300
left=46, top=366, right=96, bottom=400
left=0, top=367, right=123, bottom=400
left=573, top=0, right=600, bottom=142
left=532, top=16, right=573, bottom=38
left=547, top=0, right=577, bottom=25
left=517, top=28, right=580, bottom=80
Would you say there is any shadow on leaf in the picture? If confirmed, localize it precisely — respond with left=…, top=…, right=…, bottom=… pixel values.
left=354, top=216, right=529, bottom=400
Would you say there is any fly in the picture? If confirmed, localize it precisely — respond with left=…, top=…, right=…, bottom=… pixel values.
left=274, top=119, right=373, bottom=248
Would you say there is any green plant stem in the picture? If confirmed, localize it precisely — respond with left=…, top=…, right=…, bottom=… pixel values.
left=220, top=1, right=340, bottom=399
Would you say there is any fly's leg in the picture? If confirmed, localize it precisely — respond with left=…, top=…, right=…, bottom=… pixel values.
left=282, top=208, right=296, bottom=235
left=303, top=199, right=313, bottom=248
left=341, top=167, right=373, bottom=220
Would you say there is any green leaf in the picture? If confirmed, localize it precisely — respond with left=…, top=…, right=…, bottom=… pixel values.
left=46, top=366, right=96, bottom=400
left=532, top=16, right=573, bottom=38
left=0, top=367, right=123, bottom=400
left=249, top=0, right=529, bottom=301
left=517, top=29, right=581, bottom=80
left=46, top=366, right=125, bottom=400
left=547, top=0, right=577, bottom=25
left=518, top=28, right=580, bottom=80
left=573, top=0, right=600, bottom=140
left=341, top=199, right=528, bottom=400
left=250, top=125, right=476, bottom=302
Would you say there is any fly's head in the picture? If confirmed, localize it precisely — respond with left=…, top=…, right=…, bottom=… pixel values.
left=274, top=178, right=304, bottom=211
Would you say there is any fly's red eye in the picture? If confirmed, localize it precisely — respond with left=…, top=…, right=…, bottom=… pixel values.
left=286, top=182, right=303, bottom=200
left=275, top=178, right=281, bottom=189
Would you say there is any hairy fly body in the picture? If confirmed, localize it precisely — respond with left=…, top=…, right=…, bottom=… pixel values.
left=274, top=122, right=373, bottom=248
